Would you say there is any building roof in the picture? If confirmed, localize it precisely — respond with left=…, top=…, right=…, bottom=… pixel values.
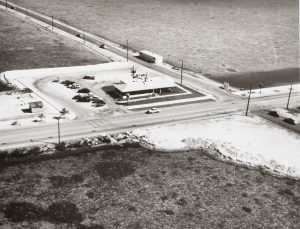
left=113, top=75, right=175, bottom=93
left=29, top=101, right=43, bottom=108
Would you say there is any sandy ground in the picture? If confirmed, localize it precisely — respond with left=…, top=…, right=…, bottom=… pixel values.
left=0, top=63, right=133, bottom=128
left=8, top=0, right=299, bottom=76
left=131, top=114, right=300, bottom=178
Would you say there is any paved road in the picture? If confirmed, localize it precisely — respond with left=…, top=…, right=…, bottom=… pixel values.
left=1, top=93, right=299, bottom=149
left=0, top=1, right=299, bottom=149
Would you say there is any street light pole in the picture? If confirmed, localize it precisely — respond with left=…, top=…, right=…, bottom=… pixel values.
left=126, top=39, right=129, bottom=62
left=53, top=116, right=61, bottom=145
left=287, top=84, right=293, bottom=110
left=245, top=84, right=252, bottom=116
left=57, top=117, right=61, bottom=145
left=180, top=60, right=184, bottom=85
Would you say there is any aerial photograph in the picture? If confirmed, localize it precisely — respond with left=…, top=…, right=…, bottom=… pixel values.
left=0, top=0, right=299, bottom=228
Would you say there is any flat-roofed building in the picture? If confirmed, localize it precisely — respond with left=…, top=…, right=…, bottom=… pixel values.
left=28, top=101, right=43, bottom=113
left=113, top=75, right=175, bottom=99
left=139, top=50, right=163, bottom=64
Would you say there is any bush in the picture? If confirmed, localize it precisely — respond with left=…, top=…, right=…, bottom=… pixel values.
left=4, top=202, right=44, bottom=222
left=95, top=161, right=135, bottom=180
left=55, top=142, right=66, bottom=151
left=20, top=88, right=32, bottom=93
left=46, top=201, right=83, bottom=224
left=242, top=206, right=252, bottom=213
left=268, top=111, right=279, bottom=117
left=78, top=88, right=90, bottom=93
left=99, top=44, right=106, bottom=49
left=283, top=118, right=296, bottom=125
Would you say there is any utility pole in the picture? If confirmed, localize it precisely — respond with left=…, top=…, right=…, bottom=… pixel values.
left=51, top=15, right=54, bottom=30
left=5, top=1, right=7, bottom=10
left=286, top=84, right=293, bottom=109
left=53, top=116, right=61, bottom=145
left=245, top=84, right=252, bottom=116
left=126, top=39, right=129, bottom=62
left=180, top=60, right=184, bottom=85
left=26, top=7, right=27, bottom=16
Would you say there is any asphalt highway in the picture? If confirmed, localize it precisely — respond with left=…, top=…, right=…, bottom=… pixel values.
left=1, top=93, right=299, bottom=149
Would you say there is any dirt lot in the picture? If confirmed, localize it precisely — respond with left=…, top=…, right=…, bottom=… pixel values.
left=0, top=11, right=108, bottom=74
left=0, top=145, right=299, bottom=228
left=8, top=0, right=299, bottom=77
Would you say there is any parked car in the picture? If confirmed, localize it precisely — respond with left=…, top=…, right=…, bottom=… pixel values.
left=146, top=108, right=160, bottom=114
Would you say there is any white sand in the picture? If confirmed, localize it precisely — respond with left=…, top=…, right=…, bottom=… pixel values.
left=132, top=115, right=300, bottom=178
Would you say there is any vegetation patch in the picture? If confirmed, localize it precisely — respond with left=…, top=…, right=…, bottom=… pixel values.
left=46, top=201, right=83, bottom=224
left=94, top=161, right=136, bottom=180
left=3, top=202, right=45, bottom=222
left=49, top=174, right=84, bottom=188
left=3, top=201, right=83, bottom=224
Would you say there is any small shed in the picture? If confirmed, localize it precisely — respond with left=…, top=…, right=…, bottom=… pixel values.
left=139, top=50, right=163, bottom=64
left=29, top=101, right=44, bottom=113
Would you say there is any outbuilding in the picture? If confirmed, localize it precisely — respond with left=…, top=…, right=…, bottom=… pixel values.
left=139, top=50, right=163, bottom=64
left=28, top=101, right=44, bottom=113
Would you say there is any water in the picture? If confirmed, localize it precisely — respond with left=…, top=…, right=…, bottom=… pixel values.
left=9, top=0, right=299, bottom=79
left=209, top=68, right=300, bottom=89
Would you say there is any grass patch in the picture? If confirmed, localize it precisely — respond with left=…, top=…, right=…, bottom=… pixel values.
left=94, top=161, right=136, bottom=180
left=46, top=201, right=83, bottom=224
left=3, top=202, right=44, bottom=222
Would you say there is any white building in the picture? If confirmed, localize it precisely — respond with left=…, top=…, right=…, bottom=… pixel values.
left=28, top=101, right=44, bottom=113
left=113, top=75, right=175, bottom=99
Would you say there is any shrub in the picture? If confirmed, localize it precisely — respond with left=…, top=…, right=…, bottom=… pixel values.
left=46, top=201, right=83, bottom=224
left=278, top=188, right=294, bottom=196
left=55, top=142, right=66, bottom=151
left=283, top=118, right=296, bottom=125
left=78, top=88, right=90, bottom=93
left=242, top=206, right=252, bottom=213
left=95, top=161, right=135, bottom=180
left=268, top=111, right=279, bottom=117
left=4, top=202, right=44, bottom=222
left=99, top=44, right=106, bottom=49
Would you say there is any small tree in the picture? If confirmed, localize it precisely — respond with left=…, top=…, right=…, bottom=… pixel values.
left=60, top=108, right=69, bottom=116
left=38, top=113, right=45, bottom=121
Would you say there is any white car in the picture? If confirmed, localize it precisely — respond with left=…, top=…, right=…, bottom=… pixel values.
left=146, top=108, right=160, bottom=114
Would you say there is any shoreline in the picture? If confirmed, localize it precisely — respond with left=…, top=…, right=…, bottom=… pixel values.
left=208, top=67, right=300, bottom=89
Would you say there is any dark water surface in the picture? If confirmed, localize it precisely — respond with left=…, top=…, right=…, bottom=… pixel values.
left=209, top=68, right=299, bottom=89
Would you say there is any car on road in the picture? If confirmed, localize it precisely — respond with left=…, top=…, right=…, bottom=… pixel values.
left=146, top=108, right=160, bottom=114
